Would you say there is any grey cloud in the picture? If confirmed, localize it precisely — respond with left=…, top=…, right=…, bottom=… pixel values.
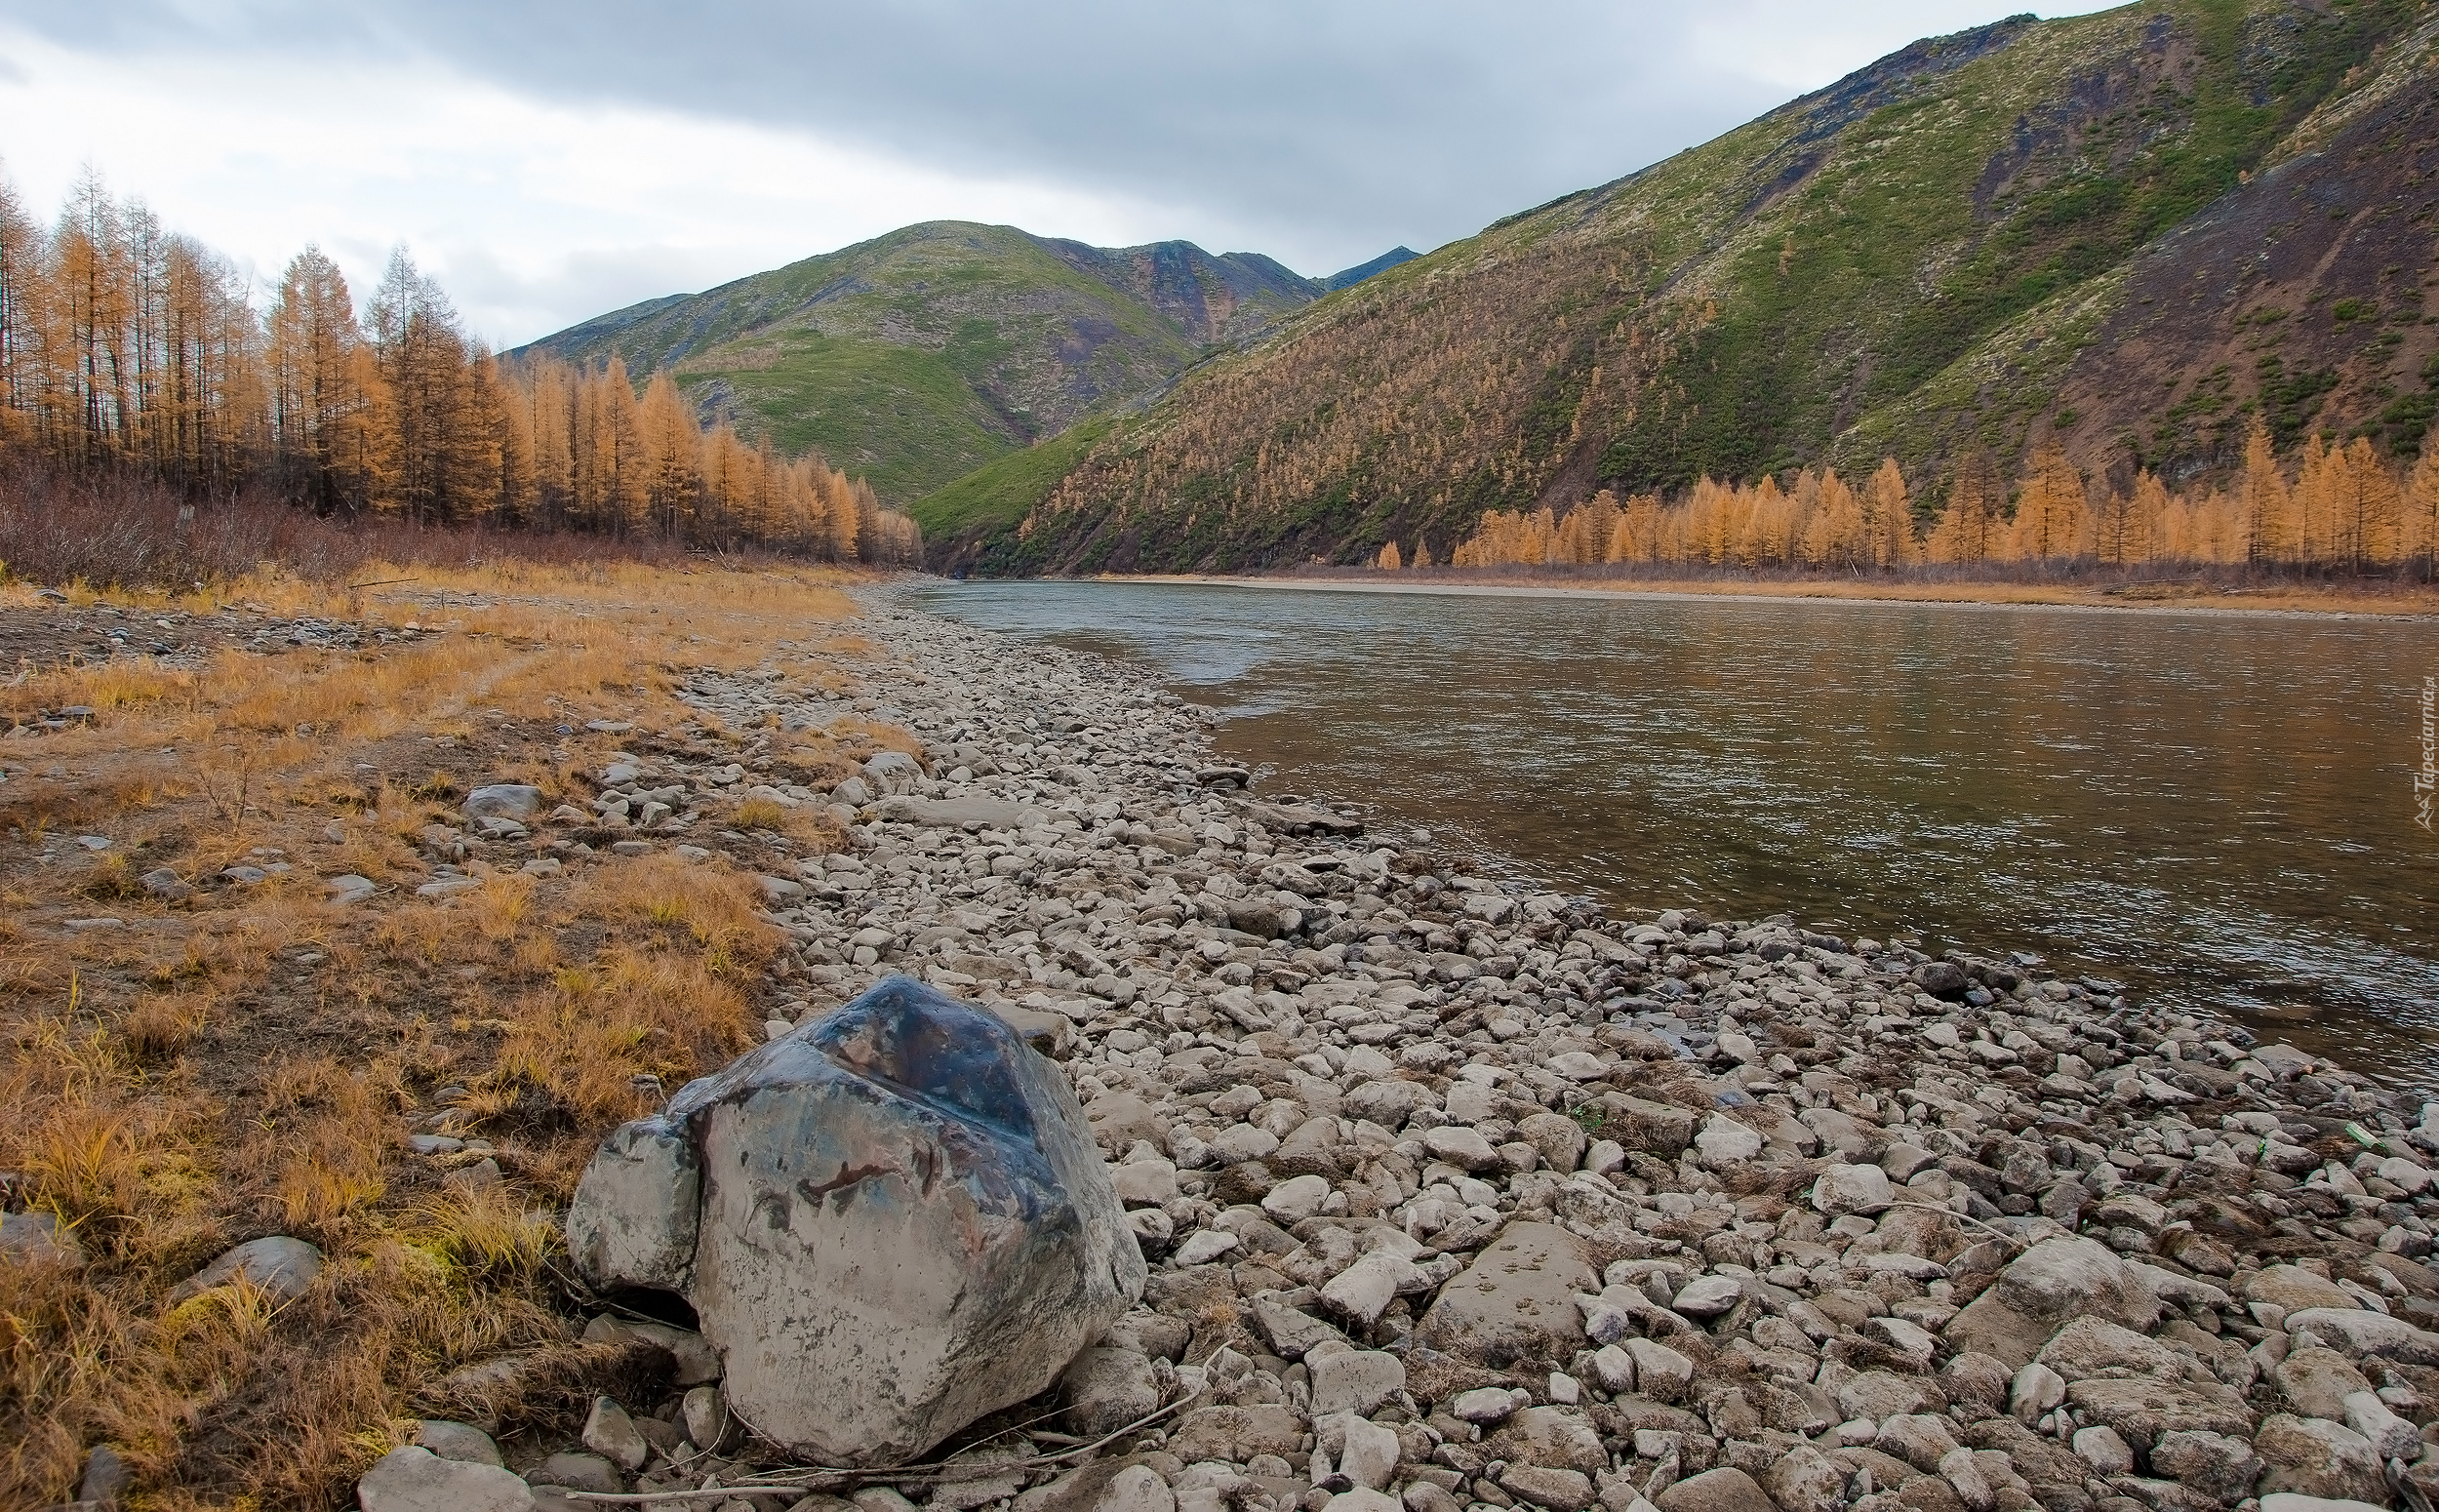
left=9, top=1, right=1794, bottom=273
left=425, top=242, right=745, bottom=348
left=6, top=2, right=2086, bottom=277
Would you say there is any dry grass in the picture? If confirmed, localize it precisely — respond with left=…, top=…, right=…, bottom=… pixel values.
left=828, top=715, right=927, bottom=753
left=0, top=556, right=882, bottom=1507
left=730, top=793, right=846, bottom=850
left=733, top=794, right=793, bottom=831
left=0, top=457, right=703, bottom=592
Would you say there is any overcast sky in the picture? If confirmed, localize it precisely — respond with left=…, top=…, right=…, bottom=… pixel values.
left=0, top=1, right=2117, bottom=347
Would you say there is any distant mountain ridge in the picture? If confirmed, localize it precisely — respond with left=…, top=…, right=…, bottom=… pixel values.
left=920, top=0, right=2438, bottom=576
left=1324, top=247, right=1420, bottom=291
left=514, top=224, right=1417, bottom=503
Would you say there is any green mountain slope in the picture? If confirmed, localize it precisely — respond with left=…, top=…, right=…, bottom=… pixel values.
left=513, top=222, right=1328, bottom=503
left=945, top=0, right=2432, bottom=575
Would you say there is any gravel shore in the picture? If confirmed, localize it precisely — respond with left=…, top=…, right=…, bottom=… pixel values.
left=391, top=594, right=2439, bottom=1512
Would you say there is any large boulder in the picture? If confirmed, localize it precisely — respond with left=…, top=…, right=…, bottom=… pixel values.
left=1485, top=1406, right=1609, bottom=1475
left=2276, top=1348, right=2376, bottom=1421
left=1168, top=1404, right=1308, bottom=1462
left=2255, top=1414, right=2388, bottom=1503
left=2063, top=1377, right=2254, bottom=1452
left=1655, top=1467, right=1776, bottom=1512
left=1413, top=1220, right=1596, bottom=1368
left=2248, top=1266, right=2361, bottom=1315
left=2287, top=1307, right=2439, bottom=1365
left=1944, top=1236, right=2159, bottom=1368
left=566, top=976, right=1144, bottom=1466
left=2035, top=1316, right=2186, bottom=1382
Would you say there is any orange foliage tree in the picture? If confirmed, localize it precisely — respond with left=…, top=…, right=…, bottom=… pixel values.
left=0, top=165, right=921, bottom=563
left=1447, top=432, right=2439, bottom=577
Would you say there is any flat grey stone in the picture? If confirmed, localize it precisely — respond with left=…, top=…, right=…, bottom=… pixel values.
left=1414, top=1221, right=1595, bottom=1368
left=463, top=785, right=544, bottom=820
left=1309, top=1348, right=1405, bottom=1417
left=413, top=1420, right=502, bottom=1466
left=528, top=1452, right=621, bottom=1493
left=172, top=1236, right=321, bottom=1304
left=1, top=1211, right=85, bottom=1267
left=867, top=795, right=1052, bottom=830
left=355, top=1447, right=532, bottom=1512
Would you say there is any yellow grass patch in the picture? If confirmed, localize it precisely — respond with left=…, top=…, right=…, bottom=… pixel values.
left=0, top=557, right=867, bottom=1507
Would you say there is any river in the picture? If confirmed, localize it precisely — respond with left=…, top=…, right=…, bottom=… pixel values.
left=902, top=577, right=2439, bottom=1085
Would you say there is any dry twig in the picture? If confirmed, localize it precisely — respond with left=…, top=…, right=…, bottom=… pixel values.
left=561, top=1391, right=1197, bottom=1504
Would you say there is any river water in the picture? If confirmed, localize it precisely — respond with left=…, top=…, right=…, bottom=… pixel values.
left=902, top=578, right=2439, bottom=1083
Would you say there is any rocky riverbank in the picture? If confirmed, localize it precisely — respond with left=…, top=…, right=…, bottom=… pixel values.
left=370, top=593, right=2439, bottom=1512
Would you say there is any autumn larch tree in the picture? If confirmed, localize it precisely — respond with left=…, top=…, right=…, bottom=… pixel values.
left=2009, top=444, right=2090, bottom=562
left=1861, top=458, right=1917, bottom=568
left=2408, top=441, right=2439, bottom=577
left=0, top=164, right=38, bottom=444
left=1801, top=470, right=1865, bottom=570
left=267, top=246, right=371, bottom=513
left=0, top=163, right=922, bottom=562
left=2240, top=416, right=2292, bottom=568
left=1927, top=452, right=2001, bottom=565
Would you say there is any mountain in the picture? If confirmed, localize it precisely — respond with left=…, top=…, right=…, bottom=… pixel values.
left=924, top=0, right=2437, bottom=576
left=1325, top=247, right=1421, bottom=291
left=512, top=222, right=1325, bottom=503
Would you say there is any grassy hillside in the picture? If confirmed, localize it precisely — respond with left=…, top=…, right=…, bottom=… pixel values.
left=912, top=417, right=1119, bottom=573
left=965, top=0, right=2430, bottom=574
left=513, top=222, right=1324, bottom=503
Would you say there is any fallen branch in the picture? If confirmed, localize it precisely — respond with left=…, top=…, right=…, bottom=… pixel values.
left=1878, top=1198, right=2026, bottom=1249
left=560, top=1390, right=1196, bottom=1504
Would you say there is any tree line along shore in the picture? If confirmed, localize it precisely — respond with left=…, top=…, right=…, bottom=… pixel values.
left=1419, top=429, right=2439, bottom=580
left=0, top=169, right=920, bottom=566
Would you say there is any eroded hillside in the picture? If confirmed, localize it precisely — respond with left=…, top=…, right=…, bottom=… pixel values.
left=937, top=0, right=2432, bottom=574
